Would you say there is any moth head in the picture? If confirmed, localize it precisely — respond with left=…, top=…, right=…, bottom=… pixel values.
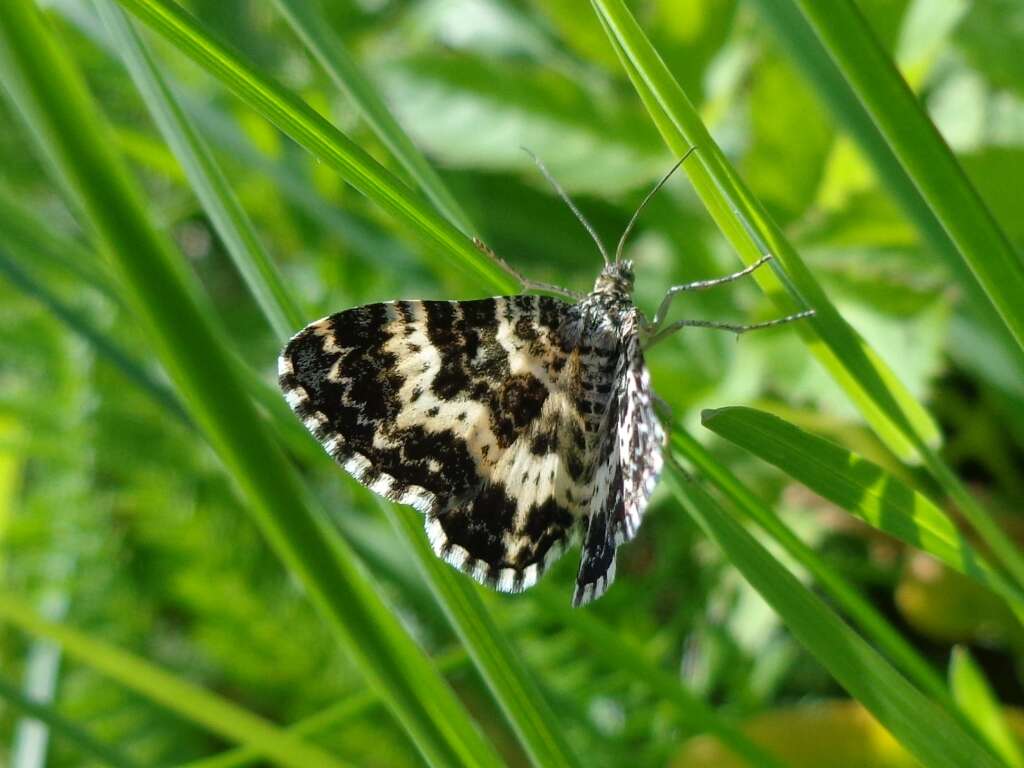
left=594, top=260, right=635, bottom=296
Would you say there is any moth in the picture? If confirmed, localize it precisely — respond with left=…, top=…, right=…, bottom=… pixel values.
left=279, top=152, right=813, bottom=605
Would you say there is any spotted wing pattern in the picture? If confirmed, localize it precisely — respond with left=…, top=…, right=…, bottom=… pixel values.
left=279, top=296, right=599, bottom=593
left=571, top=311, right=663, bottom=604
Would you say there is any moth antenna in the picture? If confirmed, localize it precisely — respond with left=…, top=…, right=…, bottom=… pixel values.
left=522, top=147, right=611, bottom=267
left=615, top=145, right=698, bottom=263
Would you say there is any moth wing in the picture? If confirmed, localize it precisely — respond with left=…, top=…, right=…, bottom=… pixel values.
left=278, top=296, right=589, bottom=593
left=616, top=324, right=663, bottom=542
left=573, top=317, right=662, bottom=606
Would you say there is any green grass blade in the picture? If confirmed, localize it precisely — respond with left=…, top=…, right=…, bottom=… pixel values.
left=112, top=0, right=517, bottom=294
left=590, top=0, right=938, bottom=464
left=97, top=0, right=304, bottom=340
left=0, top=594, right=353, bottom=768
left=0, top=674, right=139, bottom=768
left=702, top=406, right=1024, bottom=616
left=269, top=0, right=475, bottom=235
left=0, top=248, right=190, bottom=426
left=590, top=0, right=1024, bottom=600
left=530, top=591, right=790, bottom=768
left=747, top=0, right=1024, bottom=381
left=791, top=0, right=1024, bottom=355
left=180, top=649, right=470, bottom=768
left=0, top=4, right=503, bottom=766
left=385, top=502, right=583, bottom=768
left=670, top=427, right=952, bottom=706
left=663, top=464, right=1004, bottom=768
left=950, top=647, right=1024, bottom=768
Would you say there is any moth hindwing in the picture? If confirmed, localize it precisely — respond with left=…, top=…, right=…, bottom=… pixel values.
left=279, top=265, right=663, bottom=606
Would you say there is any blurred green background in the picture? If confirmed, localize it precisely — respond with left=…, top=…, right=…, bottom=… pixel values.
left=1, top=0, right=1023, bottom=766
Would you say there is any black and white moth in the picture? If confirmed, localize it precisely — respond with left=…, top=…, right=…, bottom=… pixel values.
left=278, top=155, right=813, bottom=606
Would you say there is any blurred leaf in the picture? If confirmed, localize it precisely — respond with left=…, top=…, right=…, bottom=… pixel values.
left=675, top=701, right=924, bottom=768
left=378, top=52, right=667, bottom=194
left=743, top=51, right=833, bottom=223
left=955, top=0, right=1024, bottom=98
left=949, top=647, right=1024, bottom=768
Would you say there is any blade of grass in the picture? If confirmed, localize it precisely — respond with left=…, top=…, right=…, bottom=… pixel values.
left=0, top=247, right=189, bottom=426
left=180, top=648, right=470, bottom=768
left=669, top=427, right=952, bottom=706
left=590, top=0, right=939, bottom=463
left=269, top=0, right=475, bottom=235
left=384, top=501, right=583, bottom=768
left=0, top=593, right=353, bottom=768
left=701, top=406, right=1024, bottom=616
left=112, top=0, right=518, bottom=294
left=0, top=4, right=503, bottom=766
left=663, top=463, right=1004, bottom=768
left=96, top=0, right=304, bottom=340
left=747, top=0, right=1024, bottom=382
left=590, top=0, right=1024, bottom=598
left=0, top=674, right=140, bottom=768
left=790, top=0, right=1024, bottom=355
left=96, top=4, right=582, bottom=765
left=950, top=647, right=1024, bottom=768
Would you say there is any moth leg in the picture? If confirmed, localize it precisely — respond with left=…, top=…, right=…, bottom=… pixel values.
left=650, top=254, right=774, bottom=329
left=472, top=237, right=583, bottom=300
left=643, top=309, right=815, bottom=348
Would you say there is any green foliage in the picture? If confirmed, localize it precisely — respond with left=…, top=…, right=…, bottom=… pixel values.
left=1, top=1, right=1023, bottom=767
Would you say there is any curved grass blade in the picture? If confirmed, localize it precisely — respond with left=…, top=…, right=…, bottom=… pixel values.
left=950, top=647, right=1024, bottom=768
left=589, top=0, right=1024, bottom=600
left=663, top=463, right=1004, bottom=768
left=97, top=0, right=304, bottom=340
left=0, top=4, right=503, bottom=766
left=269, top=0, right=475, bottom=235
left=747, top=0, right=1024, bottom=383
left=669, top=427, right=951, bottom=706
left=790, top=0, right=1024, bottom=356
left=112, top=0, right=518, bottom=294
left=0, top=594, right=353, bottom=768
left=702, top=406, right=1024, bottom=617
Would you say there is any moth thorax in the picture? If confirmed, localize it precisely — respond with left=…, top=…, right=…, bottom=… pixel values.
left=593, top=261, right=635, bottom=297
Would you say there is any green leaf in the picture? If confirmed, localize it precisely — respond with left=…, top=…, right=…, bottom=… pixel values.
left=701, top=406, right=1024, bottom=617
left=0, top=593, right=353, bottom=768
left=377, top=53, right=667, bottom=194
left=949, top=647, right=1024, bottom=768
left=789, top=0, right=1024, bottom=360
left=664, top=464, right=1004, bottom=768
left=0, top=3, right=503, bottom=766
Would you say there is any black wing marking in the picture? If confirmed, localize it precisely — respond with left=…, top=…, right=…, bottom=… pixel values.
left=279, top=296, right=591, bottom=592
